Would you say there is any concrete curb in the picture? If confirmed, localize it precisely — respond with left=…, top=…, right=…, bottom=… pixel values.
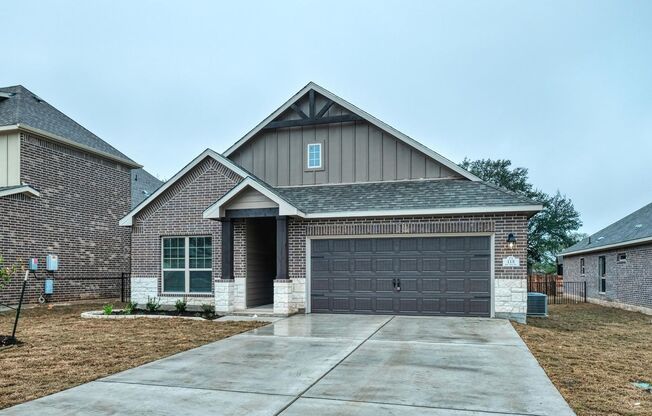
left=80, top=310, right=207, bottom=321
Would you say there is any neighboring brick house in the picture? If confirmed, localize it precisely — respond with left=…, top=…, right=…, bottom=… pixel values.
left=0, top=85, right=161, bottom=305
left=121, top=82, right=542, bottom=322
left=560, top=202, right=652, bottom=314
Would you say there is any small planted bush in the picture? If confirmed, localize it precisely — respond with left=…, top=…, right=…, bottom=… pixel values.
left=200, top=304, right=215, bottom=320
left=123, top=301, right=137, bottom=315
left=145, top=297, right=161, bottom=313
left=103, top=304, right=114, bottom=315
left=175, top=298, right=187, bottom=314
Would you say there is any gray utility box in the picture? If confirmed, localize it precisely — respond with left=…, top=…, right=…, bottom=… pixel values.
left=527, top=292, right=548, bottom=317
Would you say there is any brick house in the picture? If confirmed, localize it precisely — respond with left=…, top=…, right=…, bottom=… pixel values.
left=559, top=202, right=652, bottom=314
left=120, top=83, right=542, bottom=322
left=0, top=85, right=161, bottom=305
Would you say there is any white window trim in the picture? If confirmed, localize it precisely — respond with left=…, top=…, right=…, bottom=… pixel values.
left=616, top=252, right=627, bottom=263
left=161, top=236, right=212, bottom=294
left=306, top=143, right=322, bottom=169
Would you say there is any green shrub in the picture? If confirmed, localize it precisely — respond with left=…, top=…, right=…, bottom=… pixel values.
left=175, top=298, right=187, bottom=314
left=103, top=304, right=114, bottom=315
left=123, top=301, right=137, bottom=315
left=200, top=304, right=215, bottom=319
left=145, top=297, right=161, bottom=313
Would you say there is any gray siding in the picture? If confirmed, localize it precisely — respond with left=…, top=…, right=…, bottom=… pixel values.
left=246, top=218, right=275, bottom=307
left=229, top=119, right=461, bottom=186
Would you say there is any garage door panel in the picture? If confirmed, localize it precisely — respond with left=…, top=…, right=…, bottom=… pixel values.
left=376, top=278, right=395, bottom=292
left=311, top=237, right=490, bottom=317
left=375, top=298, right=394, bottom=313
left=398, top=278, right=418, bottom=292
left=354, top=259, right=372, bottom=272
left=399, top=298, right=418, bottom=313
left=374, top=258, right=394, bottom=272
left=354, top=297, right=373, bottom=312
left=469, top=278, right=490, bottom=293
left=469, top=257, right=490, bottom=272
left=422, top=298, right=442, bottom=313
left=445, top=298, right=466, bottom=314
left=446, top=278, right=466, bottom=293
left=445, top=258, right=466, bottom=272
left=332, top=278, right=350, bottom=291
left=422, top=278, right=441, bottom=292
left=469, top=299, right=490, bottom=315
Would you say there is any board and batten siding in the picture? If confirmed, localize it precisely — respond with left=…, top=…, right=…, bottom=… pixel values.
left=228, top=120, right=461, bottom=187
left=227, top=187, right=278, bottom=210
left=0, top=132, right=21, bottom=187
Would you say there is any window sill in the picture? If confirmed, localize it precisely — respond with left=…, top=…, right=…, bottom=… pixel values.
left=160, top=292, right=213, bottom=297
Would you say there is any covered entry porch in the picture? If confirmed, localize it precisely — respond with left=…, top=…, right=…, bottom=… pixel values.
left=204, top=180, right=296, bottom=315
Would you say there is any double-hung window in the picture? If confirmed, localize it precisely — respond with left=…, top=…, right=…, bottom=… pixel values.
left=307, top=143, right=322, bottom=169
left=598, top=256, right=606, bottom=293
left=162, top=236, right=212, bottom=293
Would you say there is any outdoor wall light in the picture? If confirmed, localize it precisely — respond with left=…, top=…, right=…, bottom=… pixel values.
left=506, top=233, right=517, bottom=249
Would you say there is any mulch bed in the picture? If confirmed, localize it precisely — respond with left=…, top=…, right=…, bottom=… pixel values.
left=0, top=302, right=266, bottom=409
left=514, top=303, right=652, bottom=416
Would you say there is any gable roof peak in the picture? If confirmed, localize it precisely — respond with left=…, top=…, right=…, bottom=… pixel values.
left=222, top=82, right=480, bottom=182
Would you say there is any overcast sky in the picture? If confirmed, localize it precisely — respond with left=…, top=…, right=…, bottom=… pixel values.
left=2, top=0, right=651, bottom=234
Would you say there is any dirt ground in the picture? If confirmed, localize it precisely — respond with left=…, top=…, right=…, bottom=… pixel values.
left=514, top=303, right=652, bottom=416
left=0, top=302, right=266, bottom=409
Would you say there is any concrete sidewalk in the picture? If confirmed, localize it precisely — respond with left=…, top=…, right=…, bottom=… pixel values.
left=1, top=314, right=575, bottom=415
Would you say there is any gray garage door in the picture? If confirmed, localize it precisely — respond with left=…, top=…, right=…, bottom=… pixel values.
left=310, top=236, right=491, bottom=316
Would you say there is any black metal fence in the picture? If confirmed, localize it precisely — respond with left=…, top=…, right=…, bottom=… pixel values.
left=527, top=280, right=587, bottom=304
left=27, top=272, right=131, bottom=303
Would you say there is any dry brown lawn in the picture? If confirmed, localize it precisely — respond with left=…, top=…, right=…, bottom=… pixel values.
left=0, top=302, right=266, bottom=409
left=514, top=303, right=652, bottom=416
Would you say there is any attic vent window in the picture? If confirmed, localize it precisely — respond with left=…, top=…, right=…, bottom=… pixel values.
left=617, top=253, right=627, bottom=262
left=307, top=143, right=322, bottom=169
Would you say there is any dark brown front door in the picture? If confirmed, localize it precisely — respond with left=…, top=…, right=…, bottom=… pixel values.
left=310, top=236, right=491, bottom=316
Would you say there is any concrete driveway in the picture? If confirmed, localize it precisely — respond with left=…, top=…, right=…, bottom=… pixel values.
left=2, top=315, right=574, bottom=416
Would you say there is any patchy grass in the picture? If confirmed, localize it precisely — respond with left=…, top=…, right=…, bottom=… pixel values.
left=0, top=302, right=266, bottom=409
left=514, top=303, right=652, bottom=416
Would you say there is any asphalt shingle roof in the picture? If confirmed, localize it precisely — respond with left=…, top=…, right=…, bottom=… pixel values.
left=131, top=169, right=163, bottom=208
left=0, top=85, right=136, bottom=164
left=561, top=202, right=652, bottom=255
left=274, top=179, right=539, bottom=214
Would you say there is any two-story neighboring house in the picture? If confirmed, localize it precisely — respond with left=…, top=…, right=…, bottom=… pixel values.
left=560, top=202, right=652, bottom=314
left=120, top=83, right=542, bottom=322
left=0, top=85, right=161, bottom=305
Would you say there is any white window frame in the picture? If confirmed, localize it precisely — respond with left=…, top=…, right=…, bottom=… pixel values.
left=616, top=252, right=627, bottom=263
left=306, top=143, right=322, bottom=169
left=161, top=236, right=212, bottom=294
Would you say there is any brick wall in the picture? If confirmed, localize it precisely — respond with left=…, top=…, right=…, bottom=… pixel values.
left=564, top=244, right=652, bottom=311
left=130, top=157, right=241, bottom=303
left=288, top=214, right=529, bottom=280
left=0, top=133, right=132, bottom=305
left=288, top=213, right=529, bottom=321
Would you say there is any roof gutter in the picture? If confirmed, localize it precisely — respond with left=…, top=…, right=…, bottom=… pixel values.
left=301, top=204, right=544, bottom=219
left=0, top=124, right=142, bottom=168
left=559, top=235, right=652, bottom=257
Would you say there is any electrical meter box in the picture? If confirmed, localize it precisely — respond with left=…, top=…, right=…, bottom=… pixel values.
left=44, top=279, right=54, bottom=295
left=46, top=254, right=59, bottom=271
left=28, top=258, right=39, bottom=271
